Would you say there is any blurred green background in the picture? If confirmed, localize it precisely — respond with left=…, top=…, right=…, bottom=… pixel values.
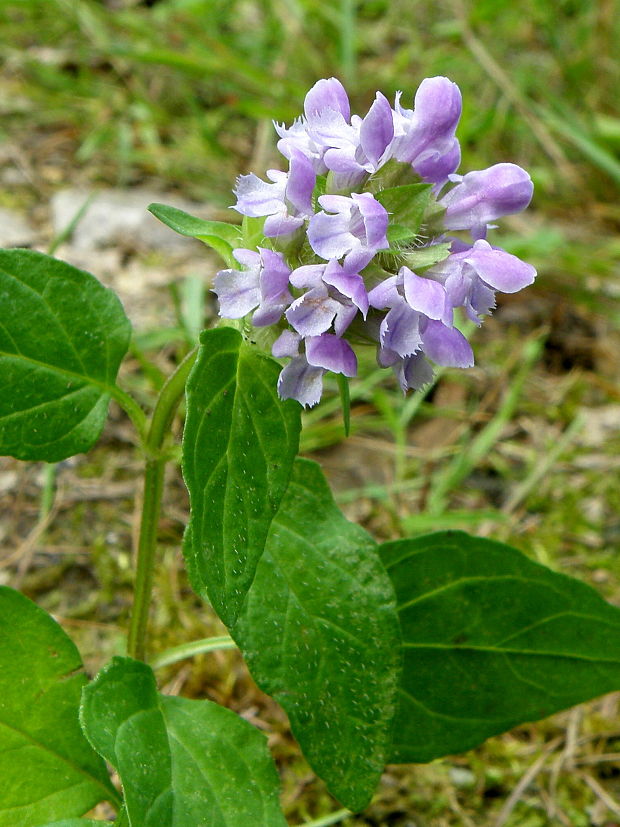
left=2, top=1, right=620, bottom=824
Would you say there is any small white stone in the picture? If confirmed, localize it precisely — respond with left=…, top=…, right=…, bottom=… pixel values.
left=0, top=206, right=37, bottom=247
left=50, top=187, right=211, bottom=252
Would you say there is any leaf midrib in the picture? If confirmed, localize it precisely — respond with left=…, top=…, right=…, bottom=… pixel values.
left=0, top=348, right=117, bottom=397
left=402, top=641, right=620, bottom=663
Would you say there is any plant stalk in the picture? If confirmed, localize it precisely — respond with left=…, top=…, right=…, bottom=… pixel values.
left=127, top=346, right=198, bottom=661
left=150, top=635, right=237, bottom=670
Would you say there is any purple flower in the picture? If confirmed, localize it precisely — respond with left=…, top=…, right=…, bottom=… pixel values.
left=308, top=192, right=388, bottom=266
left=273, top=331, right=326, bottom=408
left=426, top=239, right=537, bottom=323
left=272, top=327, right=356, bottom=408
left=389, top=77, right=462, bottom=185
left=320, top=92, right=395, bottom=190
left=367, top=266, right=472, bottom=389
left=440, top=163, right=534, bottom=238
left=277, top=79, right=395, bottom=191
left=276, top=78, right=353, bottom=174
left=233, top=149, right=315, bottom=238
left=285, top=259, right=367, bottom=338
left=213, top=247, right=292, bottom=326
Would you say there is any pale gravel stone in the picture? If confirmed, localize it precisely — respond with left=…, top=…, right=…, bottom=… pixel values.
left=50, top=187, right=212, bottom=252
left=0, top=206, right=38, bottom=247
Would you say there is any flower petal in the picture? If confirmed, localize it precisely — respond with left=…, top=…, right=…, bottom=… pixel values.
left=307, top=210, right=358, bottom=260
left=233, top=172, right=285, bottom=217
left=421, top=319, right=474, bottom=367
left=360, top=92, right=394, bottom=167
left=440, top=163, right=534, bottom=231
left=272, top=329, right=301, bottom=358
left=395, top=353, right=435, bottom=392
left=462, top=239, right=537, bottom=293
left=277, top=356, right=324, bottom=407
left=263, top=212, right=304, bottom=238
left=351, top=192, right=389, bottom=250
left=304, top=77, right=351, bottom=121
left=285, top=149, right=316, bottom=215
left=380, top=302, right=422, bottom=357
left=290, top=264, right=327, bottom=289
left=368, top=275, right=399, bottom=309
left=306, top=334, right=357, bottom=376
left=402, top=267, right=452, bottom=324
left=323, top=259, right=369, bottom=316
left=213, top=268, right=260, bottom=318
left=286, top=288, right=340, bottom=336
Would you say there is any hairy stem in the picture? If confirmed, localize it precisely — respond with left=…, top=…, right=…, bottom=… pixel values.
left=127, top=346, right=198, bottom=661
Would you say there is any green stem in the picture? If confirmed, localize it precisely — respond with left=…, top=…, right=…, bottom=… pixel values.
left=127, top=347, right=198, bottom=661
left=40, top=463, right=57, bottom=518
left=110, top=385, right=149, bottom=443
left=150, top=635, right=236, bottom=670
left=296, top=809, right=351, bottom=827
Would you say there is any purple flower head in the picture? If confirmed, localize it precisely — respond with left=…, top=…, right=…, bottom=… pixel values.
left=440, top=162, right=534, bottom=239
left=390, top=77, right=462, bottom=185
left=213, top=247, right=292, bottom=326
left=233, top=149, right=315, bottom=238
left=308, top=192, right=388, bottom=266
left=211, top=76, right=537, bottom=406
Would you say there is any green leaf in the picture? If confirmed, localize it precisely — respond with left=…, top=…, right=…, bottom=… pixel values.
left=375, top=183, right=432, bottom=233
left=0, top=249, right=131, bottom=462
left=336, top=374, right=351, bottom=437
left=148, top=203, right=241, bottom=266
left=231, top=459, right=401, bottom=812
left=182, top=327, right=301, bottom=626
left=381, top=531, right=620, bottom=763
left=80, top=658, right=287, bottom=827
left=241, top=214, right=266, bottom=250
left=0, top=587, right=117, bottom=826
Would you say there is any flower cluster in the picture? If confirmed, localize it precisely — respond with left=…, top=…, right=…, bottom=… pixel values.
left=213, top=77, right=536, bottom=406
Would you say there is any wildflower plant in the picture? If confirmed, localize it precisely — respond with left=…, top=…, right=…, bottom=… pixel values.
left=1, top=77, right=620, bottom=827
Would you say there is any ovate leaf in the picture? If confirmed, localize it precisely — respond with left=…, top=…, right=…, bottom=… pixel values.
left=148, top=203, right=241, bottom=266
left=183, top=327, right=301, bottom=626
left=80, top=658, right=286, bottom=827
left=0, top=587, right=117, bottom=826
left=232, top=459, right=401, bottom=812
left=381, top=531, right=620, bottom=763
left=0, top=249, right=131, bottom=462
